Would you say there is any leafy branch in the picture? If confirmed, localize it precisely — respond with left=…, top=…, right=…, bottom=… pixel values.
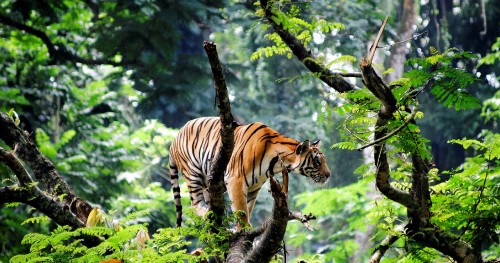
left=258, top=0, right=356, bottom=92
left=0, top=13, right=121, bottom=66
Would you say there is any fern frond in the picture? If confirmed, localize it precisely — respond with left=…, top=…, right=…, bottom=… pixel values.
left=21, top=216, right=51, bottom=226
left=325, top=55, right=357, bottom=68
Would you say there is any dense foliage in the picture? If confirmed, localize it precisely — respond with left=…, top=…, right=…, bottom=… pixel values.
left=1, top=0, right=498, bottom=262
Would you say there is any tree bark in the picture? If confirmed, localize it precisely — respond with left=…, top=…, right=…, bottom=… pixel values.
left=203, top=41, right=236, bottom=228
left=385, top=0, right=418, bottom=83
left=0, top=112, right=92, bottom=228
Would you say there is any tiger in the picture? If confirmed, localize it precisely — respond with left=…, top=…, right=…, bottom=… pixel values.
left=168, top=117, right=331, bottom=228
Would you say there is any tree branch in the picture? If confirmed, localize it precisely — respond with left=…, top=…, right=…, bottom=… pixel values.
left=243, top=177, right=289, bottom=263
left=288, top=211, right=316, bottom=231
left=0, top=185, right=85, bottom=228
left=258, top=0, right=355, bottom=93
left=0, top=112, right=92, bottom=225
left=0, top=146, right=33, bottom=186
left=357, top=106, right=418, bottom=151
left=360, top=18, right=482, bottom=263
left=367, top=16, right=389, bottom=65
left=369, top=234, right=399, bottom=263
left=0, top=13, right=120, bottom=66
left=203, top=41, right=236, bottom=229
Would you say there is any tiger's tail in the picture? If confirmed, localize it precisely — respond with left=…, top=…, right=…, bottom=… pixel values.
left=169, top=159, right=182, bottom=227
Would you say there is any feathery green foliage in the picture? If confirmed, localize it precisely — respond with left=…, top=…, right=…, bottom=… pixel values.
left=405, top=48, right=480, bottom=110
left=10, top=208, right=236, bottom=263
left=251, top=2, right=344, bottom=63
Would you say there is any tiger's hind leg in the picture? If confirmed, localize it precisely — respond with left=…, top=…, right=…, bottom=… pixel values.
left=185, top=173, right=209, bottom=217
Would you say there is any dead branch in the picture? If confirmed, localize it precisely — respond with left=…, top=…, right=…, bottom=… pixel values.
left=367, top=16, right=389, bottom=65
left=288, top=211, right=316, bottom=231
left=203, top=41, right=236, bottom=228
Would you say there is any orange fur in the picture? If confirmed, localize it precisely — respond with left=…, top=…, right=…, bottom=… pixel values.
left=169, top=117, right=330, bottom=228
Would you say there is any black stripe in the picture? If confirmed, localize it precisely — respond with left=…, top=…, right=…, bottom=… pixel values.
left=267, top=156, right=279, bottom=176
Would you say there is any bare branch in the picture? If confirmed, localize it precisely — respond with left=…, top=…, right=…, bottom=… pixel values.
left=357, top=107, right=419, bottom=151
left=203, top=41, right=236, bottom=228
left=367, top=16, right=389, bottom=65
left=288, top=211, right=316, bottom=231
left=377, top=31, right=428, bottom=49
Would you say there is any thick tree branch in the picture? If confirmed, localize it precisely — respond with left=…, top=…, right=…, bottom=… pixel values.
left=0, top=146, right=33, bottom=186
left=203, top=41, right=236, bottom=228
left=360, top=19, right=483, bottom=263
left=360, top=66, right=413, bottom=207
left=243, top=177, right=289, bottom=263
left=0, top=13, right=120, bottom=66
left=259, top=0, right=355, bottom=93
left=0, top=185, right=85, bottom=228
left=0, top=112, right=92, bottom=225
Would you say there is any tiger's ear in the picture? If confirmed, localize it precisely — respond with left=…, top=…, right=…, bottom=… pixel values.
left=296, top=140, right=310, bottom=155
left=312, top=140, right=321, bottom=148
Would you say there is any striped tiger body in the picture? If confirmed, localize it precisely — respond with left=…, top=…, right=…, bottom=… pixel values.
left=169, top=117, right=331, bottom=228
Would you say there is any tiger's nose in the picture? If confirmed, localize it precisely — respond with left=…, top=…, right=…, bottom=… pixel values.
left=325, top=172, right=331, bottom=178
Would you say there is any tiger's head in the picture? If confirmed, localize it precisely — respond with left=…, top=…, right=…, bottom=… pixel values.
left=292, top=140, right=331, bottom=184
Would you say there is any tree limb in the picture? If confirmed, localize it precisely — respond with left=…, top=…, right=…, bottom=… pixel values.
left=0, top=146, right=33, bottom=186
left=258, top=0, right=355, bottom=93
left=0, top=185, right=85, bottom=229
left=288, top=211, right=316, bottom=231
left=369, top=234, right=399, bottom=263
left=243, top=177, right=289, bottom=263
left=357, top=106, right=418, bottom=151
left=203, top=41, right=236, bottom=228
left=0, top=13, right=120, bottom=66
left=360, top=18, right=483, bottom=263
left=0, top=112, right=92, bottom=226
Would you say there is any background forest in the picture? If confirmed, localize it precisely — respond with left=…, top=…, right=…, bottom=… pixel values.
left=0, top=0, right=499, bottom=262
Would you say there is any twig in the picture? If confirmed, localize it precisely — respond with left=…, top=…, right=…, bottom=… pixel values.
left=462, top=160, right=491, bottom=238
left=288, top=211, right=316, bottom=231
left=369, top=234, right=400, bottom=263
left=357, top=107, right=418, bottom=151
left=338, top=72, right=363, bottom=78
left=377, top=31, right=428, bottom=49
left=0, top=146, right=33, bottom=186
